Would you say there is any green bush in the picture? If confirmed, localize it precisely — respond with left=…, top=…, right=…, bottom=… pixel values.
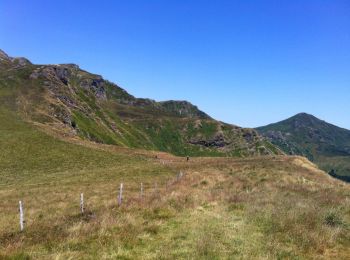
left=324, top=211, right=343, bottom=227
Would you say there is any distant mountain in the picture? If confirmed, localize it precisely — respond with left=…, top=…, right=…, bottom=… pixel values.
left=256, top=113, right=350, bottom=178
left=0, top=49, right=280, bottom=157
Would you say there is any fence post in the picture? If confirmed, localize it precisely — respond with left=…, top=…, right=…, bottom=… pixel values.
left=177, top=172, right=181, bottom=182
left=140, top=182, right=143, bottom=199
left=19, top=201, right=24, bottom=231
left=80, top=193, right=84, bottom=214
left=118, top=183, right=123, bottom=206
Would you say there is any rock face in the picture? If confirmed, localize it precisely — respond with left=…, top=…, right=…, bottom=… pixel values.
left=0, top=49, right=281, bottom=157
left=159, top=100, right=211, bottom=119
left=189, top=133, right=230, bottom=148
left=30, top=64, right=108, bottom=101
left=0, top=49, right=31, bottom=67
left=80, top=77, right=107, bottom=100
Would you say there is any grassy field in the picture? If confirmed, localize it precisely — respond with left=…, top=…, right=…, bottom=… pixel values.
left=1, top=109, right=350, bottom=259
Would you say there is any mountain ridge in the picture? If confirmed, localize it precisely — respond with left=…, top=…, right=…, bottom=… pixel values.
left=0, top=49, right=280, bottom=157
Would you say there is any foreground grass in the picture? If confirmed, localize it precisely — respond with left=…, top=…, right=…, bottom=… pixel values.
left=0, top=109, right=350, bottom=259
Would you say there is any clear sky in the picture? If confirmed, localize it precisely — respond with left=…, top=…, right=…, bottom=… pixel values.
left=1, top=0, right=349, bottom=129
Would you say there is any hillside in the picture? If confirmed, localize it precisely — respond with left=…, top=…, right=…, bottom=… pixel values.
left=0, top=49, right=279, bottom=157
left=1, top=106, right=349, bottom=258
left=256, top=113, right=350, bottom=177
left=1, top=50, right=349, bottom=259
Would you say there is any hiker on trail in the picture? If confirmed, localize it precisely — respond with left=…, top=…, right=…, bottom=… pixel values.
left=186, top=156, right=189, bottom=162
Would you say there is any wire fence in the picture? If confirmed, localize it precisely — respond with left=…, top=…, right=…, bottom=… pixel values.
left=16, top=171, right=185, bottom=232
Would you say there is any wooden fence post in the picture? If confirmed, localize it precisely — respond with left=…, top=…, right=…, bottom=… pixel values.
left=140, top=182, right=143, bottom=199
left=118, top=183, right=123, bottom=205
left=80, top=193, right=84, bottom=214
left=177, top=172, right=182, bottom=182
left=19, top=201, right=24, bottom=231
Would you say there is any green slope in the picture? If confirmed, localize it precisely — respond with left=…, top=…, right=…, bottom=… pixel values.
left=0, top=107, right=170, bottom=186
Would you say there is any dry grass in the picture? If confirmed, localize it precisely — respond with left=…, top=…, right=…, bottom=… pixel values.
left=0, top=109, right=349, bottom=259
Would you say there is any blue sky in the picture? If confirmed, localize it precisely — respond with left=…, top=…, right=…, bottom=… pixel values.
left=1, top=0, right=349, bottom=128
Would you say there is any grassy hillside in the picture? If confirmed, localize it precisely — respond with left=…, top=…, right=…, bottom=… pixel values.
left=0, top=107, right=349, bottom=259
left=1, top=50, right=349, bottom=259
left=0, top=50, right=280, bottom=158
left=0, top=108, right=170, bottom=184
left=318, top=156, right=350, bottom=180
left=257, top=113, right=350, bottom=178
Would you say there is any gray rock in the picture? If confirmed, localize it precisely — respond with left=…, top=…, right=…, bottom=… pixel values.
left=189, top=133, right=231, bottom=148
left=80, top=77, right=107, bottom=100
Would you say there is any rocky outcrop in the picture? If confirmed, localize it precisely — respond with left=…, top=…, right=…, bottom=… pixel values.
left=30, top=64, right=107, bottom=101
left=189, top=134, right=231, bottom=148
left=30, top=64, right=77, bottom=83
left=0, top=49, right=10, bottom=61
left=80, top=77, right=107, bottom=100
left=242, top=130, right=259, bottom=142
left=159, top=100, right=211, bottom=119
left=0, top=49, right=31, bottom=67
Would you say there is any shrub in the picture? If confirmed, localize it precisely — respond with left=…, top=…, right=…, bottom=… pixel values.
left=324, top=211, right=343, bottom=227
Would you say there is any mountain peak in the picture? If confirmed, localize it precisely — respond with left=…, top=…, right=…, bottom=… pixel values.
left=257, top=112, right=350, bottom=160
left=287, top=113, right=321, bottom=126
left=294, top=112, right=313, bottom=117
left=291, top=112, right=318, bottom=120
